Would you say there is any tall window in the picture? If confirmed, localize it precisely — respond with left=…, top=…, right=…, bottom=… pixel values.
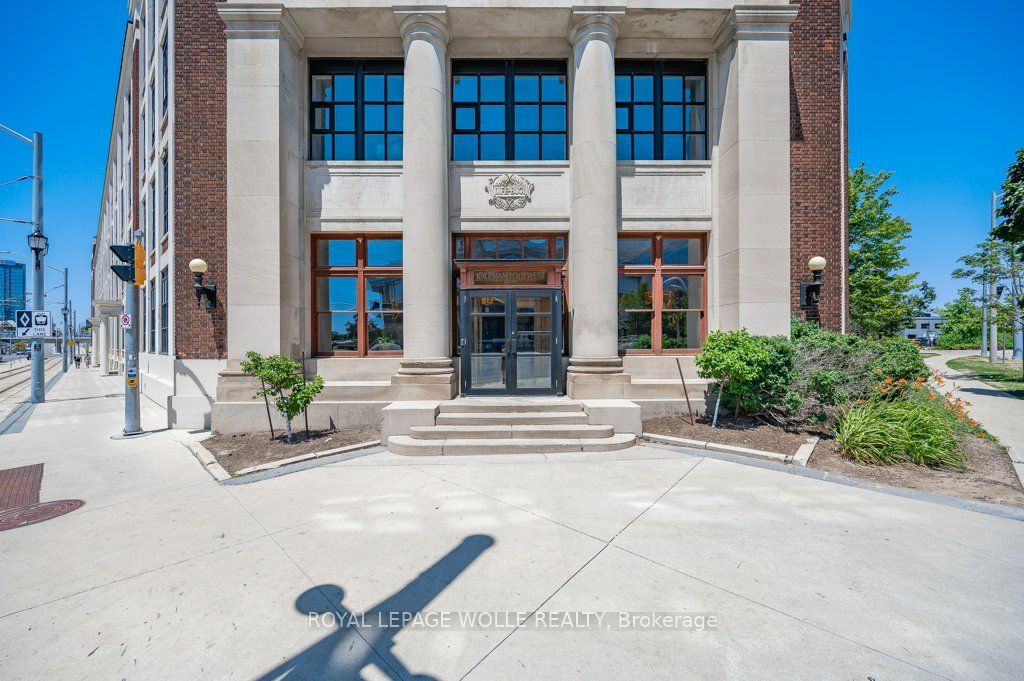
left=148, top=277, right=156, bottom=352
left=617, top=234, right=706, bottom=353
left=309, top=60, right=403, bottom=161
left=615, top=61, right=707, bottom=161
left=148, top=182, right=156, bottom=247
left=312, top=236, right=403, bottom=356
left=161, top=154, right=169, bottom=236
left=161, top=39, right=168, bottom=116
left=159, top=267, right=169, bottom=354
left=149, top=80, right=156, bottom=149
left=452, top=61, right=567, bottom=161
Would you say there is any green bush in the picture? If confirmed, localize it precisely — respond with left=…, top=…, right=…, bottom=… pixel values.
left=867, top=337, right=928, bottom=383
left=835, top=398, right=966, bottom=468
left=695, top=330, right=798, bottom=417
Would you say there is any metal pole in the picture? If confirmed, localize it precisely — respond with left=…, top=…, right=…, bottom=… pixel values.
left=122, top=230, right=142, bottom=435
left=981, top=279, right=988, bottom=356
left=29, top=132, right=45, bottom=403
left=989, top=194, right=999, bottom=364
left=62, top=267, right=68, bottom=372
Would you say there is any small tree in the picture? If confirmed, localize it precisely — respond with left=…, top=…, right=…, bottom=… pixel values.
left=935, top=288, right=983, bottom=349
left=240, top=352, right=325, bottom=442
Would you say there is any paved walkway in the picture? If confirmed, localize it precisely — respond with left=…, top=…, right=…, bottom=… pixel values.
left=926, top=350, right=1024, bottom=478
left=1, top=368, right=1022, bottom=679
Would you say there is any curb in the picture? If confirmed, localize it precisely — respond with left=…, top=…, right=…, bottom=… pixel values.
left=643, top=432, right=818, bottom=467
left=232, top=439, right=382, bottom=476
left=175, top=435, right=231, bottom=482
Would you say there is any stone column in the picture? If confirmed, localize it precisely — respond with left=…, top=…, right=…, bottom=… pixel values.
left=712, top=6, right=798, bottom=335
left=98, top=316, right=110, bottom=375
left=566, top=9, right=628, bottom=398
left=391, top=9, right=456, bottom=399
left=88, top=317, right=100, bottom=367
left=218, top=5, right=305, bottom=361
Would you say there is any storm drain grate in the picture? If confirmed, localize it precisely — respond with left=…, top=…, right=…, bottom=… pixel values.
left=0, top=463, right=83, bottom=531
left=0, top=500, right=86, bottom=531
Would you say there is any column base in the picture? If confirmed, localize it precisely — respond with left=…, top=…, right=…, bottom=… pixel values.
left=566, top=356, right=631, bottom=398
left=391, top=358, right=457, bottom=400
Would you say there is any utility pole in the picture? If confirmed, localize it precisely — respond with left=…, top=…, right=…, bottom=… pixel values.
left=61, top=267, right=68, bottom=372
left=990, top=193, right=999, bottom=364
left=981, top=279, right=988, bottom=357
left=29, top=132, right=45, bottom=402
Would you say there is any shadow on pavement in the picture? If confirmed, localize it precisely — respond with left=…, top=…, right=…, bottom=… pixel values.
left=255, top=534, right=495, bottom=680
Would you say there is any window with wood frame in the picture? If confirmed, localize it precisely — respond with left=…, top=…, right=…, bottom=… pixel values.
left=617, top=234, right=706, bottom=353
left=312, top=235, right=403, bottom=356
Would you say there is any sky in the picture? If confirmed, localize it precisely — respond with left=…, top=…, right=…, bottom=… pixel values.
left=0, top=1, right=1021, bottom=327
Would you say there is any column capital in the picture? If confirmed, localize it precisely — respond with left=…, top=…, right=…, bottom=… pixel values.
left=217, top=3, right=304, bottom=53
left=713, top=4, right=799, bottom=51
left=568, top=7, right=625, bottom=46
left=394, top=6, right=451, bottom=48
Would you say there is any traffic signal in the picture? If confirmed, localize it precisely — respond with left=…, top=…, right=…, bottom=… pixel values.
left=110, top=244, right=146, bottom=286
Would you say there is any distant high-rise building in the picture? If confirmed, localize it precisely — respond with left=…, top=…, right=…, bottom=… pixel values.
left=1, top=259, right=27, bottom=323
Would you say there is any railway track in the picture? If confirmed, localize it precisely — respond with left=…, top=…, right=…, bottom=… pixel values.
left=0, top=358, right=62, bottom=402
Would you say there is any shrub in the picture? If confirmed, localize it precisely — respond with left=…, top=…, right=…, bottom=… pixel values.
left=835, top=398, right=965, bottom=468
left=241, top=351, right=325, bottom=442
left=695, top=330, right=798, bottom=419
left=867, top=337, right=928, bottom=383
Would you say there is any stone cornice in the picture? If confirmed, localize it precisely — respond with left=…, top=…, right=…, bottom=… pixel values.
left=217, top=3, right=305, bottom=53
left=568, top=7, right=625, bottom=46
left=394, top=6, right=451, bottom=47
left=713, top=4, right=799, bottom=52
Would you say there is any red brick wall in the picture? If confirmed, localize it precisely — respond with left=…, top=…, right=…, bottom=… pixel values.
left=172, top=0, right=227, bottom=359
left=790, top=0, right=848, bottom=331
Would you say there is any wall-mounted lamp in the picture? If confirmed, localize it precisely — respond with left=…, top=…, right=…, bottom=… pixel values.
left=800, top=256, right=826, bottom=307
left=189, top=258, right=217, bottom=311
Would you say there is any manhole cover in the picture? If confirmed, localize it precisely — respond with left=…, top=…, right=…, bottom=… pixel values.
left=0, top=499, right=85, bottom=531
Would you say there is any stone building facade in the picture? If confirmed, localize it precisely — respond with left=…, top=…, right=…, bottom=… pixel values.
left=93, top=0, right=851, bottom=435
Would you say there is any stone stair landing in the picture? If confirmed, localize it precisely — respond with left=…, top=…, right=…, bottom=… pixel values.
left=386, top=397, right=637, bottom=456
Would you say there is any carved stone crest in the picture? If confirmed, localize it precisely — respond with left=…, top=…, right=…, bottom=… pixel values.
left=485, top=174, right=534, bottom=211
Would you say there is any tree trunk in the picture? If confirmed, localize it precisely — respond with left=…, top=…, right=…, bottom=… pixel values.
left=284, top=418, right=293, bottom=443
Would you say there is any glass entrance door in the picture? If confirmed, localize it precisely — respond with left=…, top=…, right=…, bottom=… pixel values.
left=460, top=289, right=563, bottom=395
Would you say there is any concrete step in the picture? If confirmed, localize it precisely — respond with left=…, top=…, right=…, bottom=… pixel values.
left=388, top=433, right=637, bottom=456
left=435, top=411, right=590, bottom=426
left=409, top=424, right=614, bottom=440
left=438, top=399, right=583, bottom=414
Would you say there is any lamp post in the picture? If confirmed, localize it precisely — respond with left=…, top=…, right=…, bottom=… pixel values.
left=800, top=256, right=827, bottom=325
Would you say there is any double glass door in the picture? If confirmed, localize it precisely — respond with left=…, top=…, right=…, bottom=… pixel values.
left=459, top=289, right=563, bottom=395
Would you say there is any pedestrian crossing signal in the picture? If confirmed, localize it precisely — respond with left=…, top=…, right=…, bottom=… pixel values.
left=110, top=244, right=146, bottom=286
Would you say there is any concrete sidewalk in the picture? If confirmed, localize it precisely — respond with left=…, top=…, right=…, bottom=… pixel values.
left=1, top=368, right=1022, bottom=679
left=926, top=350, right=1024, bottom=479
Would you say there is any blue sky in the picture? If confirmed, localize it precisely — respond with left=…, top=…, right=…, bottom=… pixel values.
left=0, top=1, right=1021, bottom=326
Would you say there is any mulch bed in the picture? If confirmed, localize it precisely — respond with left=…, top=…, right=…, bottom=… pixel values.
left=203, top=426, right=380, bottom=475
left=808, top=436, right=1024, bottom=508
left=643, top=415, right=810, bottom=455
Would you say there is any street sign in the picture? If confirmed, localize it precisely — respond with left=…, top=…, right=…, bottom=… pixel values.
left=127, top=377, right=138, bottom=388
left=120, top=313, right=132, bottom=329
left=15, top=310, right=50, bottom=338
left=127, top=368, right=138, bottom=379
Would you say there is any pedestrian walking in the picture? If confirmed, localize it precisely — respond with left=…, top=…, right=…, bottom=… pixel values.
left=74, top=355, right=82, bottom=369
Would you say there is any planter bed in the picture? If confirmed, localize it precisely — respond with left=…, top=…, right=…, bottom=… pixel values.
left=809, top=436, right=1024, bottom=508
left=203, top=427, right=379, bottom=475
left=643, top=415, right=811, bottom=456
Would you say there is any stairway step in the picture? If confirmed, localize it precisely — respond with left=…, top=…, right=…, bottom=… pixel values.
left=410, top=424, right=614, bottom=440
left=388, top=433, right=637, bottom=456
left=435, top=411, right=589, bottom=426
left=438, top=399, right=583, bottom=414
